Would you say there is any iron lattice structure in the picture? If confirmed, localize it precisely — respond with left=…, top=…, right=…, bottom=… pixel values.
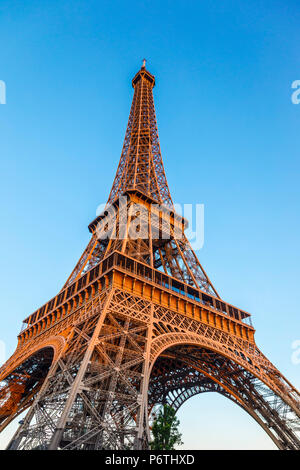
left=0, top=63, right=299, bottom=450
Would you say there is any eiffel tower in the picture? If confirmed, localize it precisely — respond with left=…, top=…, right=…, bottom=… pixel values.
left=0, top=61, right=299, bottom=451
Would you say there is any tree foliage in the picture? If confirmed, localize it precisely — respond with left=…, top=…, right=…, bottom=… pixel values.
left=150, top=404, right=183, bottom=450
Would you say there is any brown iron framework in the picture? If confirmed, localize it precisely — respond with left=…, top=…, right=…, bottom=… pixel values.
left=0, top=62, right=299, bottom=450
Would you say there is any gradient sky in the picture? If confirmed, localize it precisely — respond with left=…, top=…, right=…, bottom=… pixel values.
left=0, top=0, right=300, bottom=449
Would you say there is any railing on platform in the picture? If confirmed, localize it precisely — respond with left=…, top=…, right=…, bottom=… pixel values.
left=20, top=251, right=253, bottom=333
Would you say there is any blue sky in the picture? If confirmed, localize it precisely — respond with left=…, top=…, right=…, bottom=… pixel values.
left=0, top=0, right=300, bottom=449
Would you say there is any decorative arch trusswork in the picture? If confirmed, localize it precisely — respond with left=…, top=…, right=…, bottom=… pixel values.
left=150, top=325, right=300, bottom=414
left=0, top=335, right=66, bottom=383
left=149, top=340, right=300, bottom=450
left=0, top=336, right=66, bottom=434
left=150, top=368, right=280, bottom=448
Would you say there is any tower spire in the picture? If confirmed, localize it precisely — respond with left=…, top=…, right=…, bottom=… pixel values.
left=63, top=62, right=220, bottom=297
left=107, top=63, right=173, bottom=207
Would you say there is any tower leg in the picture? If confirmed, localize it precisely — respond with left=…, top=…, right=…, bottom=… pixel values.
left=48, top=290, right=113, bottom=450
left=7, top=289, right=153, bottom=450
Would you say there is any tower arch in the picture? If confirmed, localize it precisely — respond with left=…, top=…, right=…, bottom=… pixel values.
left=0, top=336, right=66, bottom=433
left=149, top=340, right=300, bottom=450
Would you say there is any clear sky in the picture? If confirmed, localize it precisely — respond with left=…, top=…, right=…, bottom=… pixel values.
left=0, top=0, right=299, bottom=449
